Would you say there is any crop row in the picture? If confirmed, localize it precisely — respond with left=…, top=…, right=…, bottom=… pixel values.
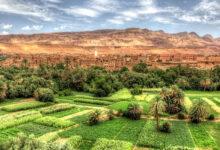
left=73, top=98, right=113, bottom=105
left=0, top=111, right=42, bottom=130
left=91, top=138, right=133, bottom=150
left=1, top=102, right=51, bottom=112
left=39, top=104, right=75, bottom=114
left=34, top=116, right=75, bottom=129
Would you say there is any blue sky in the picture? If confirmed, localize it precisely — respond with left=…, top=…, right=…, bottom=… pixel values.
left=0, top=0, right=220, bottom=37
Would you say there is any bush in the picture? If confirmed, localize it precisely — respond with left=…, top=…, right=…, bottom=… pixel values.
left=39, top=104, right=75, bottom=114
left=88, top=110, right=101, bottom=126
left=177, top=112, right=186, bottom=120
left=34, top=88, right=54, bottom=102
left=130, top=87, right=143, bottom=95
left=160, top=121, right=172, bottom=133
left=207, top=114, right=215, bottom=120
left=34, top=116, right=75, bottom=129
left=58, top=89, right=72, bottom=96
left=108, top=110, right=114, bottom=120
left=126, top=103, right=142, bottom=120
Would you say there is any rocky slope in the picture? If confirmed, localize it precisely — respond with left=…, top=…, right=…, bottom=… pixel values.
left=0, top=28, right=220, bottom=55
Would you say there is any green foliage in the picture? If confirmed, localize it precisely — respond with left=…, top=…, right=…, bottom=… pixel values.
left=69, top=113, right=90, bottom=124
left=132, top=62, right=148, bottom=73
left=38, top=132, right=59, bottom=142
left=91, top=138, right=133, bottom=150
left=39, top=104, right=75, bottom=114
left=137, top=120, right=194, bottom=148
left=0, top=111, right=42, bottom=130
left=108, top=109, right=114, bottom=120
left=88, top=110, right=101, bottom=125
left=188, top=122, right=217, bottom=149
left=34, top=88, right=55, bottom=102
left=34, top=116, right=75, bottom=129
left=130, top=87, right=143, bottom=96
left=73, top=98, right=113, bottom=105
left=2, top=101, right=51, bottom=112
left=58, top=89, right=72, bottom=96
left=189, top=100, right=210, bottom=123
left=67, top=135, right=82, bottom=148
left=177, top=112, right=187, bottom=120
left=0, top=81, right=7, bottom=101
left=160, top=85, right=185, bottom=114
left=126, top=103, right=143, bottom=120
left=160, top=121, right=172, bottom=133
left=207, top=114, right=215, bottom=120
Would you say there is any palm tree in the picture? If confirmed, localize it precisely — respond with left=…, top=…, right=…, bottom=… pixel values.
left=149, top=96, right=166, bottom=131
left=200, top=78, right=211, bottom=91
left=190, top=100, right=210, bottom=123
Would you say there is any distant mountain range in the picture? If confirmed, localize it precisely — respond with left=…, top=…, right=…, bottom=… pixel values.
left=0, top=28, right=220, bottom=56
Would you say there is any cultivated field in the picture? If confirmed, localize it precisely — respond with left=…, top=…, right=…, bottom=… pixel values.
left=0, top=88, right=220, bottom=150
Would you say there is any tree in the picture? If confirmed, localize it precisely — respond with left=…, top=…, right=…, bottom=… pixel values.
left=34, top=88, right=54, bottom=102
left=88, top=110, right=101, bottom=125
left=0, top=81, right=7, bottom=101
left=160, top=85, right=185, bottom=114
left=132, top=62, right=148, bottom=73
left=189, top=100, right=210, bottom=123
left=149, top=96, right=166, bottom=131
left=126, top=103, right=143, bottom=120
left=200, top=78, right=211, bottom=91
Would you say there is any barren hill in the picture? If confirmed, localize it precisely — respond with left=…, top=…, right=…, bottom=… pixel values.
left=0, top=28, right=220, bottom=55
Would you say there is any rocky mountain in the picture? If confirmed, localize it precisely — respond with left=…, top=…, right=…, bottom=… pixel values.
left=0, top=28, right=220, bottom=55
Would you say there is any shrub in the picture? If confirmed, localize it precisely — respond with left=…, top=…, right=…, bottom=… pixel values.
left=67, top=135, right=82, bottom=148
left=0, top=111, right=42, bottom=130
left=34, top=88, right=54, bottom=102
left=126, top=103, right=142, bottom=120
left=2, top=102, right=51, bottom=112
left=58, top=89, right=72, bottom=96
left=160, top=121, right=172, bottom=133
left=108, top=110, right=114, bottom=120
left=91, top=138, right=133, bottom=150
left=130, top=87, right=143, bottom=95
left=207, top=114, right=215, bottom=120
left=88, top=110, right=101, bottom=126
left=177, top=112, right=186, bottom=120
left=34, top=116, right=75, bottom=129
left=39, top=104, right=75, bottom=114
left=189, top=100, right=209, bottom=123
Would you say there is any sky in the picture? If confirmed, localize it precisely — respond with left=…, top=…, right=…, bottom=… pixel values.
left=0, top=0, right=220, bottom=37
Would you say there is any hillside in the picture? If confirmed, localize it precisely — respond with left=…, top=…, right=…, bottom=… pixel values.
left=0, top=28, right=220, bottom=55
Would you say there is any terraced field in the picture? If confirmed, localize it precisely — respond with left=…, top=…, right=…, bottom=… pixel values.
left=0, top=89, right=220, bottom=150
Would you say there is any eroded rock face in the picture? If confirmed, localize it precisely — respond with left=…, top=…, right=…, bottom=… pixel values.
left=0, top=28, right=219, bottom=55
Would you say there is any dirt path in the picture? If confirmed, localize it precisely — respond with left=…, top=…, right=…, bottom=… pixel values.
left=61, top=109, right=93, bottom=120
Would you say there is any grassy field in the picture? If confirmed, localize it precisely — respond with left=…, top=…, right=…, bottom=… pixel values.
left=0, top=88, right=220, bottom=150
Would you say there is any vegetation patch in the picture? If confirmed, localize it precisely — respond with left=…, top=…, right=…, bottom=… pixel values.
left=48, top=107, right=89, bottom=118
left=38, top=132, right=59, bottom=142
left=18, top=123, right=58, bottom=137
left=34, top=116, right=75, bottom=129
left=67, top=135, right=82, bottom=148
left=1, top=101, right=50, bottom=112
left=73, top=98, right=113, bottom=105
left=91, top=138, right=133, bottom=150
left=184, top=97, right=192, bottom=113
left=0, top=111, right=42, bottom=130
left=0, top=128, right=22, bottom=141
left=188, top=122, right=217, bottom=149
left=68, top=113, right=90, bottom=124
left=202, top=97, right=220, bottom=114
left=115, top=119, right=146, bottom=144
left=59, top=118, right=128, bottom=140
left=39, top=103, right=75, bottom=114
left=77, top=141, right=94, bottom=150
left=137, top=120, right=194, bottom=149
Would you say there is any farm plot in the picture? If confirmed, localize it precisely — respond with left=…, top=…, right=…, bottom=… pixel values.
left=59, top=118, right=128, bottom=140
left=137, top=120, right=195, bottom=149
left=68, top=113, right=90, bottom=124
left=39, top=103, right=75, bottom=114
left=202, top=97, right=220, bottom=114
left=188, top=122, right=217, bottom=149
left=1, top=101, right=51, bottom=112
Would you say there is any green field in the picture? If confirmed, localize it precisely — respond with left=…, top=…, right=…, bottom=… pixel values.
left=0, top=89, right=220, bottom=150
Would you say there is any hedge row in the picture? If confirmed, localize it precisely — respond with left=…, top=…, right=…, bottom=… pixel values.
left=91, top=138, right=133, bottom=150
left=2, top=102, right=51, bottom=112
left=0, top=111, right=42, bottom=130
left=39, top=104, right=75, bottom=114
left=34, top=116, right=75, bottom=129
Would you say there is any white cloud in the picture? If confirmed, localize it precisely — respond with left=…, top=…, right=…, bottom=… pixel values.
left=54, top=25, right=67, bottom=30
left=1, top=24, right=13, bottom=30
left=43, top=0, right=62, bottom=3
left=1, top=31, right=9, bottom=35
left=22, top=25, right=43, bottom=31
left=62, top=7, right=100, bottom=18
left=107, top=19, right=124, bottom=25
left=88, top=0, right=119, bottom=12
